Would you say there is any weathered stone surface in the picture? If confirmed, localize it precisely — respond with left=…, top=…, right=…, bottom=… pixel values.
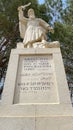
left=2, top=47, right=71, bottom=105
left=0, top=47, right=73, bottom=130
left=0, top=116, right=73, bottom=130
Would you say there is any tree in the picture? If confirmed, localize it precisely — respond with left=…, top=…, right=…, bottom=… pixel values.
left=44, top=0, right=63, bottom=40
left=62, top=0, right=73, bottom=91
left=45, top=0, right=73, bottom=98
left=45, top=0, right=63, bottom=23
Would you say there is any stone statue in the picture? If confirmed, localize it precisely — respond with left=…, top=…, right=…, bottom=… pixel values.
left=18, top=3, right=55, bottom=48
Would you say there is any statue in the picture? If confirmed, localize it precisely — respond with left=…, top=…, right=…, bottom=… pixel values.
left=18, top=3, right=59, bottom=48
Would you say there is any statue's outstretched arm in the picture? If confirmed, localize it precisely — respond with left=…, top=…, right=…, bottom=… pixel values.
left=18, top=3, right=31, bottom=23
left=39, top=18, right=54, bottom=34
left=18, top=6, right=28, bottom=23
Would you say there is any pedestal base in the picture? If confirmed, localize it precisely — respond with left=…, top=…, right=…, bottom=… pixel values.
left=0, top=116, right=73, bottom=130
left=1, top=47, right=73, bottom=130
left=0, top=104, right=73, bottom=130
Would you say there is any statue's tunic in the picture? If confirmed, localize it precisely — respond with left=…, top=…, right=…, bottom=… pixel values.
left=23, top=18, right=49, bottom=45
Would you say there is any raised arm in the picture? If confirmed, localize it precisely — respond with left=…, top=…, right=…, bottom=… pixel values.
left=18, top=3, right=31, bottom=23
left=18, top=6, right=28, bottom=23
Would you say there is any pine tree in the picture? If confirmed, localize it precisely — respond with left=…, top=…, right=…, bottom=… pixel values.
left=45, top=0, right=73, bottom=97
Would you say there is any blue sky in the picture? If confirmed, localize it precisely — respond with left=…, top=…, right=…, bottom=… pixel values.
left=38, top=0, right=66, bottom=4
left=38, top=0, right=44, bottom=4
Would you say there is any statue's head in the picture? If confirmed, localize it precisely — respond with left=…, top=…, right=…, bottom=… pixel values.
left=28, top=8, right=35, bottom=18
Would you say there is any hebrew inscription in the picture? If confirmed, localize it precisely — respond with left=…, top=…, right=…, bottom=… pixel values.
left=14, top=55, right=58, bottom=104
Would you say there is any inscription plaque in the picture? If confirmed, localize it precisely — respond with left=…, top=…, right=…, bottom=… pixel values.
left=14, top=55, right=59, bottom=104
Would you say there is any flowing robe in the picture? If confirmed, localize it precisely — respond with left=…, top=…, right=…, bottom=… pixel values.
left=23, top=18, right=49, bottom=45
left=18, top=10, right=50, bottom=46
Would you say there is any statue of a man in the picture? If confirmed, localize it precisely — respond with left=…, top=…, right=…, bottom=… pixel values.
left=18, top=3, right=54, bottom=47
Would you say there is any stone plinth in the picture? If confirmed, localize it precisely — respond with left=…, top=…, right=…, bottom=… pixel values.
left=0, top=46, right=73, bottom=130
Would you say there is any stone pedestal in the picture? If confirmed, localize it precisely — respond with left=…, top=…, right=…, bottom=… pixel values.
left=0, top=46, right=73, bottom=130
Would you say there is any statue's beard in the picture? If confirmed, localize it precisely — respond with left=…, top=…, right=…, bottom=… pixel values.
left=29, top=15, right=35, bottom=19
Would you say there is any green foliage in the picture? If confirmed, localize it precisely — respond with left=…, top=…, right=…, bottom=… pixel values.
left=62, top=0, right=73, bottom=88
left=0, top=0, right=39, bottom=39
left=37, top=4, right=49, bottom=22
left=45, top=0, right=73, bottom=91
left=63, top=0, right=73, bottom=25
